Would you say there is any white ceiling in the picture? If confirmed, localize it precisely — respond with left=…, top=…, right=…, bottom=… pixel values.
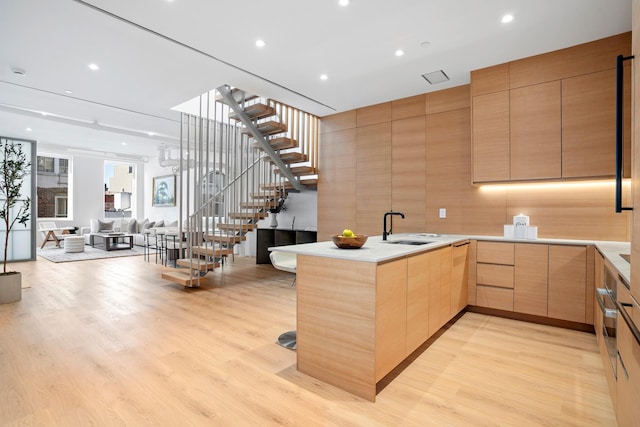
left=0, top=0, right=632, bottom=158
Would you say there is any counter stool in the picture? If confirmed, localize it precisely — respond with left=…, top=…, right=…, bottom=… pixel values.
left=270, top=251, right=297, bottom=350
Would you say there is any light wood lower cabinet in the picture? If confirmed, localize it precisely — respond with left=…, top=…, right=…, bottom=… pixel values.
left=475, top=241, right=514, bottom=311
left=548, top=245, right=587, bottom=323
left=514, top=243, right=549, bottom=316
left=474, top=241, right=590, bottom=323
left=407, top=252, right=430, bottom=354
left=616, top=284, right=640, bottom=427
left=451, top=241, right=469, bottom=315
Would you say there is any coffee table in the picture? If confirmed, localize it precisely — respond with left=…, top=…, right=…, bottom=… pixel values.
left=90, top=233, right=134, bottom=251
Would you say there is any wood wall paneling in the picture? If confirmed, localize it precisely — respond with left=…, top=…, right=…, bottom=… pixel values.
left=356, top=102, right=392, bottom=128
left=391, top=94, right=426, bottom=121
left=425, top=85, right=471, bottom=115
left=296, top=255, right=377, bottom=401
left=317, top=129, right=357, bottom=241
left=319, top=110, right=357, bottom=134
left=392, top=117, right=426, bottom=233
left=375, top=258, right=408, bottom=381
left=472, top=91, right=510, bottom=182
left=505, top=185, right=630, bottom=241
left=509, top=81, right=562, bottom=180
left=509, top=32, right=631, bottom=89
left=548, top=245, right=587, bottom=323
left=356, top=123, right=392, bottom=236
left=514, top=243, right=549, bottom=316
left=470, top=63, right=510, bottom=96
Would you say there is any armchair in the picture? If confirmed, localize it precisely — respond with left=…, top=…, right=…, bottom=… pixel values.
left=39, top=222, right=69, bottom=248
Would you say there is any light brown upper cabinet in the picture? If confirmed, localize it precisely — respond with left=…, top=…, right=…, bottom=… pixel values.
left=562, top=67, right=631, bottom=179
left=472, top=91, right=510, bottom=182
left=510, top=81, right=562, bottom=181
left=470, top=32, right=631, bottom=184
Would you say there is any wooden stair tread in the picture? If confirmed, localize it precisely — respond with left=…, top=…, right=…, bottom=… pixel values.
left=230, top=103, right=276, bottom=121
left=252, top=137, right=298, bottom=151
left=208, top=235, right=246, bottom=243
left=250, top=192, right=281, bottom=199
left=176, top=258, right=219, bottom=271
left=191, top=246, right=232, bottom=257
left=264, top=152, right=309, bottom=165
left=240, top=201, right=277, bottom=209
left=275, top=166, right=316, bottom=176
left=161, top=270, right=200, bottom=286
left=283, top=179, right=318, bottom=189
left=217, top=223, right=256, bottom=231
left=228, top=212, right=266, bottom=220
left=242, top=121, right=287, bottom=137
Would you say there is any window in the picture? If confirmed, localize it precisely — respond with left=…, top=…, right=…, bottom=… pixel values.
left=37, top=155, right=71, bottom=219
left=55, top=196, right=67, bottom=217
left=104, top=161, right=136, bottom=219
left=37, top=156, right=54, bottom=173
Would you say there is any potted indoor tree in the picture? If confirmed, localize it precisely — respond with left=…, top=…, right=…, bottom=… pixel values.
left=0, top=139, right=31, bottom=304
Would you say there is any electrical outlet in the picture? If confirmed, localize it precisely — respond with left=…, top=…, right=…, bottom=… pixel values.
left=439, top=208, right=446, bottom=219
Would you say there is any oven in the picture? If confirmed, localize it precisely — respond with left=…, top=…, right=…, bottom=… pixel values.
left=596, top=266, right=618, bottom=377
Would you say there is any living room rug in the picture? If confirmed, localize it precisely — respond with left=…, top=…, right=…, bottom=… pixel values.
left=37, top=245, right=146, bottom=263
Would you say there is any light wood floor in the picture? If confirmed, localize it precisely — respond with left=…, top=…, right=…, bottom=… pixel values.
left=0, top=255, right=616, bottom=426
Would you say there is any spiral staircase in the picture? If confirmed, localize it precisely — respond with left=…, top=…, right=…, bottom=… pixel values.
left=161, top=85, right=318, bottom=286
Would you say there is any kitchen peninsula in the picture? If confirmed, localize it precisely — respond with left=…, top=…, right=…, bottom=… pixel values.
left=272, top=233, right=630, bottom=402
left=274, top=233, right=470, bottom=401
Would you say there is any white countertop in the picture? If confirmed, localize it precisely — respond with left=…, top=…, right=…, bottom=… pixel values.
left=269, top=233, right=632, bottom=279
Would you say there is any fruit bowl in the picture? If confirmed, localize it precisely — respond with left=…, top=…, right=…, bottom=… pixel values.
left=331, top=234, right=368, bottom=249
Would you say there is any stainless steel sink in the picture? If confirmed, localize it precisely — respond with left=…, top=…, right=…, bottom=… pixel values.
left=385, top=240, right=433, bottom=246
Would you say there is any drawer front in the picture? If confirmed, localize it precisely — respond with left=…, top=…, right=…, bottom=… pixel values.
left=476, top=285, right=514, bottom=311
left=477, top=263, right=514, bottom=289
left=477, top=241, right=515, bottom=265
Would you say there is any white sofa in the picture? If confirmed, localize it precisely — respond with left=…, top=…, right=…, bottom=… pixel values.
left=80, top=217, right=224, bottom=247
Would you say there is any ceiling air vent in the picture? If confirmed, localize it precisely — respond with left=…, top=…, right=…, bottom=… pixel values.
left=422, top=70, right=450, bottom=85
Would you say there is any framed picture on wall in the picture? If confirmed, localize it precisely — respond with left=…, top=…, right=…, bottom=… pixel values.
left=152, top=174, right=176, bottom=207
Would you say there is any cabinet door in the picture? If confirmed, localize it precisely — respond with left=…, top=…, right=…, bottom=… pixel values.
left=616, top=292, right=640, bottom=427
left=375, top=258, right=408, bottom=380
left=548, top=245, right=587, bottom=323
left=510, top=81, right=562, bottom=180
left=514, top=243, right=549, bottom=316
left=438, top=246, right=452, bottom=329
left=472, top=91, right=510, bottom=182
left=562, top=69, right=618, bottom=178
left=356, top=123, right=392, bottom=236
left=451, top=242, right=469, bottom=315
left=428, top=247, right=452, bottom=337
left=407, top=252, right=430, bottom=354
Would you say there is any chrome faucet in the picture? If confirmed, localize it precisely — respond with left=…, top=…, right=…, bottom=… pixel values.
left=383, top=211, right=405, bottom=240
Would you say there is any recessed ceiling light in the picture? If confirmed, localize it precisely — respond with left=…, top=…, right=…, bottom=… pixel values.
left=395, top=49, right=405, bottom=57
left=41, top=112, right=48, bottom=116
left=26, top=127, right=32, bottom=132
left=64, top=89, right=73, bottom=94
left=147, top=132, right=154, bottom=136
left=338, top=0, right=350, bottom=6
left=320, top=74, right=328, bottom=81
left=121, top=142, right=127, bottom=146
left=255, top=39, right=266, bottom=48
left=501, top=14, right=514, bottom=23
left=88, top=63, right=100, bottom=71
